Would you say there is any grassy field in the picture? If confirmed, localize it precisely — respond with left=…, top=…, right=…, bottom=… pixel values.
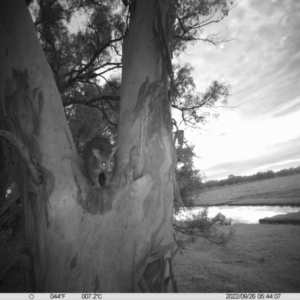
left=192, top=174, right=300, bottom=206
left=173, top=224, right=300, bottom=292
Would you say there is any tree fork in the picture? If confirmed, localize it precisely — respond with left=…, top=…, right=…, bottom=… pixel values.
left=1, top=0, right=178, bottom=292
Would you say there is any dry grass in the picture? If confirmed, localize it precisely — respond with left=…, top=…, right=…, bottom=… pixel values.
left=173, top=224, right=300, bottom=292
left=192, top=174, right=300, bottom=206
left=173, top=174, right=300, bottom=292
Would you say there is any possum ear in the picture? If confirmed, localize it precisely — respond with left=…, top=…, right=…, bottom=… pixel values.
left=92, top=149, right=101, bottom=159
left=111, top=147, right=117, bottom=156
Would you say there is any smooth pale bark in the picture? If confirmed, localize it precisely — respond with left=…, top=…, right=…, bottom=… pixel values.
left=0, top=0, right=176, bottom=292
left=117, top=0, right=177, bottom=292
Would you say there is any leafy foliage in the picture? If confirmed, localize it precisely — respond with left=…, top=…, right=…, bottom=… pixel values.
left=172, top=64, right=231, bottom=128
left=175, top=144, right=204, bottom=205
left=31, top=0, right=125, bottom=136
left=174, top=0, right=234, bottom=53
left=28, top=0, right=234, bottom=141
left=173, top=208, right=234, bottom=251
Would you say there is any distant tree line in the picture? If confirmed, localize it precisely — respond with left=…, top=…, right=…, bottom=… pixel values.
left=202, top=166, right=300, bottom=189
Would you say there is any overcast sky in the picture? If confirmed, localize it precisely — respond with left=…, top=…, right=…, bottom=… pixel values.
left=178, top=0, right=300, bottom=181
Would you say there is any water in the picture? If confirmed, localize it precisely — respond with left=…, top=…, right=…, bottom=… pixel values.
left=175, top=206, right=300, bottom=224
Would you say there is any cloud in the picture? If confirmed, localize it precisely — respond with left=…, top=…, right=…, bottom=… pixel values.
left=192, top=109, right=300, bottom=180
left=178, top=0, right=300, bottom=181
left=202, top=136, right=300, bottom=180
left=269, top=96, right=300, bottom=118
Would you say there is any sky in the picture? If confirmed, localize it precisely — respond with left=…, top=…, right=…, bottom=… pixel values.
left=176, top=0, right=300, bottom=181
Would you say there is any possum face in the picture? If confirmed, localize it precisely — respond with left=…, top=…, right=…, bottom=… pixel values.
left=92, top=148, right=116, bottom=186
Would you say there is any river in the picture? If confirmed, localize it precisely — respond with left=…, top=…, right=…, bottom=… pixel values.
left=175, top=206, right=300, bottom=224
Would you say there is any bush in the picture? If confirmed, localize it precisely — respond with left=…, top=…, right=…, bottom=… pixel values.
left=173, top=208, right=234, bottom=251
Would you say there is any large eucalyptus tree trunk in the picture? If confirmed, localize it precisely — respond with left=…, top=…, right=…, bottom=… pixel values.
left=0, top=0, right=176, bottom=292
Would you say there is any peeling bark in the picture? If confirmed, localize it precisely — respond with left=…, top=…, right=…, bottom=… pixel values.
left=0, top=129, right=42, bottom=185
left=118, top=0, right=177, bottom=291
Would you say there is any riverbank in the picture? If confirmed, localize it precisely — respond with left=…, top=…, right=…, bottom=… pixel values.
left=173, top=224, right=300, bottom=292
left=189, top=174, right=300, bottom=224
left=259, top=211, right=300, bottom=224
left=191, top=174, right=300, bottom=207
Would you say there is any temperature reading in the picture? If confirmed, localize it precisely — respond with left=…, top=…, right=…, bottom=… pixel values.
left=50, top=294, right=66, bottom=299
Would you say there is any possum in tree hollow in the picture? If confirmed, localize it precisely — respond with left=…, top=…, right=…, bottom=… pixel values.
left=83, top=136, right=117, bottom=188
